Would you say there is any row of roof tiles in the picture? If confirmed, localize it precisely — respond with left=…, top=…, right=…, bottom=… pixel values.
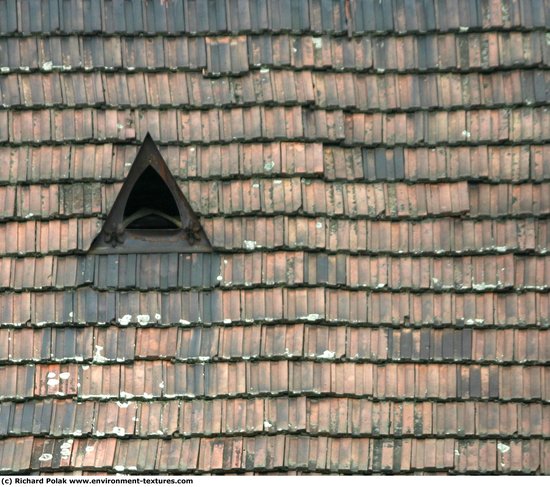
left=203, top=216, right=549, bottom=254
left=1, top=31, right=547, bottom=73
left=1, top=144, right=549, bottom=184
left=1, top=324, right=549, bottom=364
left=2, top=435, right=549, bottom=474
left=1, top=253, right=550, bottom=292
left=0, top=288, right=548, bottom=326
left=1, top=107, right=549, bottom=144
left=2, top=70, right=548, bottom=109
left=1, top=216, right=547, bottom=256
left=1, top=360, right=550, bottom=400
left=247, top=31, right=550, bottom=73
left=4, top=180, right=550, bottom=220
left=1, top=0, right=548, bottom=35
left=1, top=397, right=550, bottom=439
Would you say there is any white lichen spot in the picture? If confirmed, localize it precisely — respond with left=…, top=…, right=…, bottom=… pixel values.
left=179, top=319, right=191, bottom=325
left=143, top=392, right=153, bottom=399
left=72, top=429, right=82, bottom=436
left=263, top=420, right=273, bottom=429
left=312, top=37, right=323, bottom=49
left=112, top=426, right=125, bottom=436
left=318, top=350, right=336, bottom=359
left=198, top=356, right=210, bottom=362
left=223, top=318, right=232, bottom=324
left=260, top=67, right=270, bottom=74
left=137, top=314, right=150, bottom=325
left=462, top=130, right=471, bottom=138
left=217, top=275, right=223, bottom=281
left=36, top=321, right=47, bottom=327
left=85, top=446, right=94, bottom=453
left=459, top=26, right=469, bottom=32
left=47, top=378, right=59, bottom=387
left=39, top=453, right=53, bottom=462
left=60, top=440, right=72, bottom=458
left=0, top=67, right=10, bottom=73
left=59, top=372, right=70, bottom=380
left=244, top=240, right=257, bottom=250
left=69, top=311, right=74, bottom=318
left=264, top=160, right=274, bottom=170
left=114, top=466, right=125, bottom=472
left=120, top=391, right=134, bottom=399
left=154, top=313, right=161, bottom=321
left=116, top=401, right=130, bottom=408
left=118, top=314, right=132, bottom=326
left=274, top=179, right=282, bottom=185
left=93, top=345, right=106, bottom=363
left=316, top=221, right=323, bottom=229
left=306, top=313, right=320, bottom=321
left=24, top=213, right=34, bottom=219
left=42, top=61, right=53, bottom=71
left=47, top=372, right=57, bottom=379
left=497, top=443, right=510, bottom=453
left=159, top=381, right=165, bottom=389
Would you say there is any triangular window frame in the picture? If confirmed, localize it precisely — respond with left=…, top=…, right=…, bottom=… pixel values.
left=89, top=134, right=212, bottom=254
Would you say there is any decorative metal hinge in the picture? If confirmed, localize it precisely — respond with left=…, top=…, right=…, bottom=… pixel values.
left=104, top=224, right=125, bottom=247
left=183, top=221, right=202, bottom=245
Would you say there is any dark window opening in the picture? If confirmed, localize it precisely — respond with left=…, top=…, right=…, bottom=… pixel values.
left=123, top=166, right=181, bottom=230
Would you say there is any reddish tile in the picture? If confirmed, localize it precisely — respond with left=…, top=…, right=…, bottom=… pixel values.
left=71, top=438, right=117, bottom=469
left=94, top=401, right=137, bottom=437
left=156, top=438, right=200, bottom=472
left=9, top=438, right=35, bottom=475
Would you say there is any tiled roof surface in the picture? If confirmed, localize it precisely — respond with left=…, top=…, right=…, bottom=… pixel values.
left=0, top=0, right=549, bottom=475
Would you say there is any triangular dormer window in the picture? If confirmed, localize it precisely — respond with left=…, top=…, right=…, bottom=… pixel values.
left=89, top=134, right=212, bottom=254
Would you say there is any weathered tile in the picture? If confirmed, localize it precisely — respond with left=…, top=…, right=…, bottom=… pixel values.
left=156, top=438, right=200, bottom=472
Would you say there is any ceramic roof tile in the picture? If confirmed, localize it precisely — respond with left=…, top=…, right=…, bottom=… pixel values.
left=134, top=400, right=178, bottom=436
left=68, top=437, right=116, bottom=470
left=0, top=437, right=34, bottom=472
left=155, top=438, right=200, bottom=472
left=205, top=36, right=248, bottom=76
